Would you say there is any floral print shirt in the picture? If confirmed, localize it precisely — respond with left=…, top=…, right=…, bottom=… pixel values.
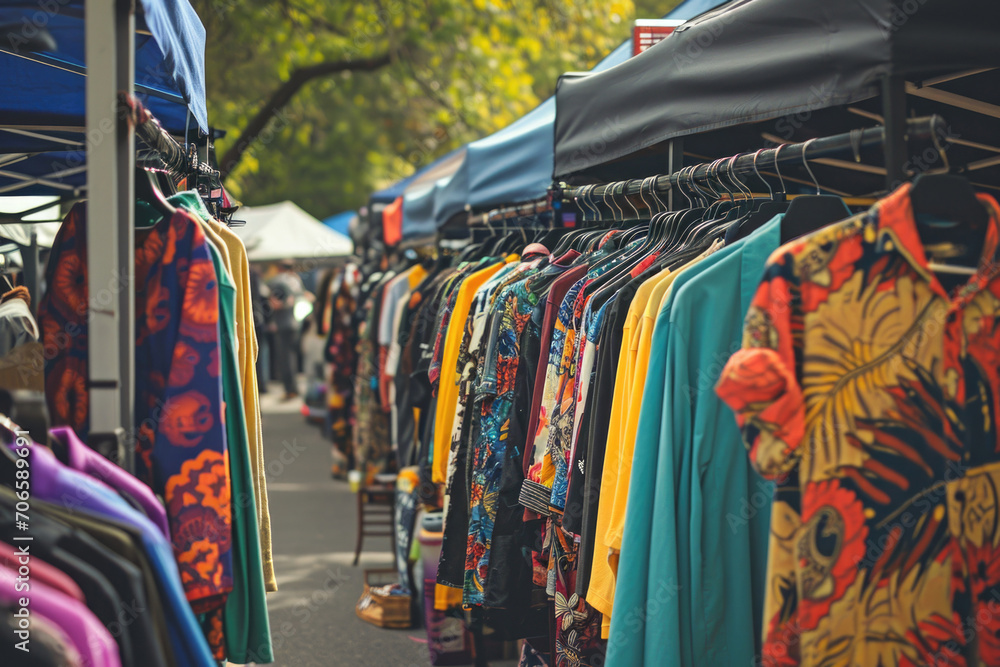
left=717, top=184, right=1000, bottom=667
left=39, top=204, right=233, bottom=614
left=465, top=267, right=546, bottom=605
left=521, top=244, right=637, bottom=515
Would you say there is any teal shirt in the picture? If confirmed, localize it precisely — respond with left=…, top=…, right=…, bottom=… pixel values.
left=171, top=192, right=274, bottom=663
left=606, top=239, right=746, bottom=667
left=644, top=217, right=781, bottom=665
left=665, top=215, right=780, bottom=665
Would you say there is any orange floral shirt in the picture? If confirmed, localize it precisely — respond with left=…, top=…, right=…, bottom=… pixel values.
left=39, top=205, right=232, bottom=619
left=717, top=184, right=1000, bottom=666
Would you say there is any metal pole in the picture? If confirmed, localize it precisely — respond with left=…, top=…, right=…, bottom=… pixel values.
left=882, top=74, right=909, bottom=191
left=23, top=232, right=37, bottom=319
left=85, top=0, right=133, bottom=469
left=561, top=116, right=942, bottom=202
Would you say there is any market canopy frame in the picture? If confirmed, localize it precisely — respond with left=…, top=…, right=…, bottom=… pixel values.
left=553, top=0, right=1000, bottom=192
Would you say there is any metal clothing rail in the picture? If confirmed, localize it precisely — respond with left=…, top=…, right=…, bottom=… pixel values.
left=120, top=93, right=215, bottom=178
left=556, top=115, right=944, bottom=207
left=466, top=196, right=552, bottom=227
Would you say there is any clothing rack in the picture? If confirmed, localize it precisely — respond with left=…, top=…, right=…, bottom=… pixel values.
left=556, top=115, right=944, bottom=210
left=120, top=93, right=216, bottom=179
left=467, top=197, right=552, bottom=227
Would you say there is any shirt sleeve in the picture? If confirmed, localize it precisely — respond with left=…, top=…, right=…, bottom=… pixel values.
left=716, top=249, right=806, bottom=480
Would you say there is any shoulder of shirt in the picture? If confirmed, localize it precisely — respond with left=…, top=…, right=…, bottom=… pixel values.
left=764, top=209, right=869, bottom=280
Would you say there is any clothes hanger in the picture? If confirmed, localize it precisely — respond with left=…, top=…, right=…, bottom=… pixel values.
left=575, top=184, right=619, bottom=250
left=731, top=148, right=792, bottom=242
left=669, top=166, right=712, bottom=250
left=135, top=166, right=177, bottom=229
left=726, top=155, right=755, bottom=217
left=910, top=128, right=988, bottom=276
left=0, top=264, right=13, bottom=293
left=779, top=139, right=851, bottom=244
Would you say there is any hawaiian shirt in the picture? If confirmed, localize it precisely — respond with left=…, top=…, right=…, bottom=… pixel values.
left=39, top=204, right=233, bottom=613
left=465, top=268, right=545, bottom=605
left=447, top=262, right=520, bottom=491
left=717, top=184, right=1000, bottom=667
left=521, top=243, right=637, bottom=515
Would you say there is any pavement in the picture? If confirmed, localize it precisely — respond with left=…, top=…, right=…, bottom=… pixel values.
left=254, top=380, right=520, bottom=667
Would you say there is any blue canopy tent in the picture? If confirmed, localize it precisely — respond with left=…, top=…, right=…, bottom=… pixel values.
left=0, top=0, right=208, bottom=196
left=322, top=210, right=357, bottom=236
left=393, top=0, right=729, bottom=242
left=0, top=0, right=209, bottom=472
left=370, top=170, right=420, bottom=205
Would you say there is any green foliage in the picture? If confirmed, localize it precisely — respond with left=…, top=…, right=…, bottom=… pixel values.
left=192, top=0, right=639, bottom=219
left=634, top=0, right=684, bottom=20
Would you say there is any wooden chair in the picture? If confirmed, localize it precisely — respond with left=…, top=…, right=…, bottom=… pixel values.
left=353, top=473, right=397, bottom=566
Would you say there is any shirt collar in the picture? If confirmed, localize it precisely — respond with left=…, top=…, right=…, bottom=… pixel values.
left=871, top=182, right=1000, bottom=299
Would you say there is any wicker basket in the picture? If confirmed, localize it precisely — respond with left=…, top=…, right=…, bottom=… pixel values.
left=356, top=568, right=412, bottom=629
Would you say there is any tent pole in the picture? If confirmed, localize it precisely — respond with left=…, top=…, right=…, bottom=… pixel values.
left=881, top=74, right=908, bottom=191
left=560, top=115, right=942, bottom=204
left=21, top=232, right=38, bottom=319
left=85, top=0, right=133, bottom=471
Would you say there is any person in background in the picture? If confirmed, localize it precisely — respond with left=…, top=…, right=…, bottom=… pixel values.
left=267, top=259, right=307, bottom=401
left=249, top=266, right=270, bottom=393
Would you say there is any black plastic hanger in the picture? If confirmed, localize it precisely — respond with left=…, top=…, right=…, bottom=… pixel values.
left=779, top=140, right=850, bottom=244
left=135, top=167, right=176, bottom=228
left=910, top=172, right=989, bottom=273
left=732, top=148, right=790, bottom=242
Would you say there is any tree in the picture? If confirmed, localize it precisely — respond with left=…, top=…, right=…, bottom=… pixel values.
left=193, top=0, right=647, bottom=218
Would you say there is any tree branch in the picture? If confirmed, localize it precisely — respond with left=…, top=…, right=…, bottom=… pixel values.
left=219, top=51, right=392, bottom=178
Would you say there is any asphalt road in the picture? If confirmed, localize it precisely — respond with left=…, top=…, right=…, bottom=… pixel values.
left=257, top=390, right=519, bottom=667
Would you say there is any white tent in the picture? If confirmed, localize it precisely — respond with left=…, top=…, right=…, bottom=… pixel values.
left=231, top=200, right=354, bottom=262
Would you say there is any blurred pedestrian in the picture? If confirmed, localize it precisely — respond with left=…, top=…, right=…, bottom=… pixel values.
left=267, top=259, right=306, bottom=400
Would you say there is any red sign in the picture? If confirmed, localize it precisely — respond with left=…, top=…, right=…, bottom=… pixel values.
left=633, top=19, right=685, bottom=56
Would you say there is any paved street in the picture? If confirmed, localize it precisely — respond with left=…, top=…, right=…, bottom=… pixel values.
left=257, top=385, right=518, bottom=666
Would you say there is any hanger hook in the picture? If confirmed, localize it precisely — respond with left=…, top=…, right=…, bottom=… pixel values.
left=715, top=158, right=743, bottom=204
left=704, top=160, right=722, bottom=200
left=602, top=184, right=614, bottom=222
left=573, top=194, right=585, bottom=224
left=694, top=163, right=712, bottom=202
left=752, top=148, right=774, bottom=199
left=676, top=167, right=692, bottom=208
left=727, top=155, right=751, bottom=201
left=638, top=176, right=653, bottom=214
left=616, top=182, right=628, bottom=221
left=801, top=138, right=821, bottom=195
left=689, top=166, right=705, bottom=206
left=575, top=191, right=587, bottom=224
left=577, top=185, right=592, bottom=223
left=773, top=144, right=788, bottom=194
left=623, top=180, right=640, bottom=219
left=929, top=117, right=951, bottom=173
left=680, top=166, right=695, bottom=206
left=651, top=176, right=668, bottom=212
left=585, top=184, right=599, bottom=222
left=602, top=184, right=618, bottom=223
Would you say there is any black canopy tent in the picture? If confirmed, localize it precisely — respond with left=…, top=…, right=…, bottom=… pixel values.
left=553, top=0, right=1000, bottom=196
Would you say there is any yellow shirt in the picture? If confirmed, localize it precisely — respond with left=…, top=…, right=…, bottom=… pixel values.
left=587, top=266, right=670, bottom=626
left=431, top=261, right=504, bottom=485
left=203, top=218, right=278, bottom=592
left=590, top=244, right=723, bottom=635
